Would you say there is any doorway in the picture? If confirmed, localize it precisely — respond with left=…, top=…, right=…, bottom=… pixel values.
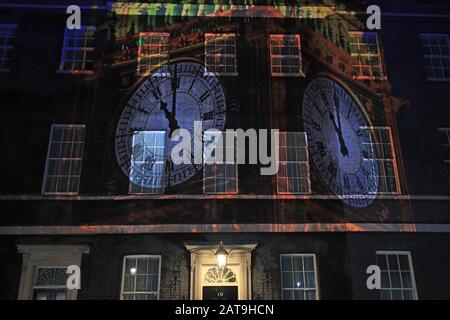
left=185, top=243, right=257, bottom=300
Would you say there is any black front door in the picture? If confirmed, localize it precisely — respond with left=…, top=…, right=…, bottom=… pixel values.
left=202, top=286, right=238, bottom=300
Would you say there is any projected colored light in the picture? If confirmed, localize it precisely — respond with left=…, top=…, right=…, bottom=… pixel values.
left=112, top=3, right=336, bottom=19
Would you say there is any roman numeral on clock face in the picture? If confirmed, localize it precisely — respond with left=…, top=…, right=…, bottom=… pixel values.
left=327, top=161, right=337, bottom=179
left=320, top=93, right=330, bottom=108
left=344, top=175, right=350, bottom=190
left=316, top=141, right=327, bottom=157
left=188, top=79, right=196, bottom=92
left=305, top=119, right=321, bottom=131
left=203, top=111, right=214, bottom=120
left=199, top=92, right=210, bottom=103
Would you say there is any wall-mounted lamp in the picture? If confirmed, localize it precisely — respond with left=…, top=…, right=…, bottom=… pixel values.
left=214, top=241, right=229, bottom=268
left=130, top=267, right=137, bottom=275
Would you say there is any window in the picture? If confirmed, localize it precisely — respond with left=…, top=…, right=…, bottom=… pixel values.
left=59, top=26, right=95, bottom=74
left=205, top=33, right=238, bottom=76
left=270, top=34, right=303, bottom=77
left=438, top=128, right=450, bottom=183
left=376, top=251, right=418, bottom=300
left=276, top=132, right=311, bottom=194
left=121, top=255, right=161, bottom=300
left=130, top=131, right=166, bottom=194
left=137, top=32, right=169, bottom=76
left=348, top=32, right=386, bottom=80
left=0, top=24, right=17, bottom=72
left=32, top=267, right=68, bottom=300
left=280, top=254, right=319, bottom=300
left=420, top=33, right=450, bottom=80
left=203, top=131, right=238, bottom=194
left=361, top=127, right=400, bottom=194
left=17, top=245, right=89, bottom=300
left=42, top=125, right=85, bottom=195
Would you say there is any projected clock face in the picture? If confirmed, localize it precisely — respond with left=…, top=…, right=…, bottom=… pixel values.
left=303, top=77, right=378, bottom=207
left=115, top=61, right=226, bottom=188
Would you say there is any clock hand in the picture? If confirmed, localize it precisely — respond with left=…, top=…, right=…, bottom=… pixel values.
left=328, top=110, right=339, bottom=132
left=171, top=63, right=178, bottom=120
left=333, top=86, right=343, bottom=131
left=329, top=110, right=349, bottom=157
left=332, top=89, right=348, bottom=156
left=160, top=100, right=180, bottom=138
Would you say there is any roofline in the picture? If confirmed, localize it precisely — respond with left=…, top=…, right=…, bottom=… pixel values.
left=1, top=3, right=450, bottom=19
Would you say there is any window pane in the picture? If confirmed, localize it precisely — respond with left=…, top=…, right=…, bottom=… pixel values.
left=121, top=256, right=160, bottom=300
left=282, top=272, right=293, bottom=289
left=282, top=290, right=293, bottom=300
left=60, top=27, right=95, bottom=73
left=305, top=272, right=316, bottom=288
left=205, top=33, right=237, bottom=76
left=304, top=256, right=314, bottom=271
left=277, top=132, right=310, bottom=194
left=377, top=254, right=388, bottom=270
left=401, top=272, right=413, bottom=288
left=348, top=32, right=385, bottom=79
left=306, top=290, right=316, bottom=300
left=421, top=34, right=450, bottom=80
left=130, top=131, right=166, bottom=194
left=203, top=132, right=237, bottom=194
left=270, top=34, right=303, bottom=76
left=0, top=24, right=16, bottom=70
left=281, top=254, right=318, bottom=300
left=388, top=255, right=400, bottom=270
left=293, top=290, right=305, bottom=300
left=43, top=125, right=85, bottom=194
left=376, top=252, right=417, bottom=300
left=361, top=127, right=400, bottom=194
left=281, top=256, right=292, bottom=271
left=137, top=32, right=169, bottom=76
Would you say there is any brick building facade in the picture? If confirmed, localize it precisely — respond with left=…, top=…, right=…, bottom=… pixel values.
left=0, top=0, right=449, bottom=300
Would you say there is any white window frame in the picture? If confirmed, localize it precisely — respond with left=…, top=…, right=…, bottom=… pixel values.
left=59, top=26, right=96, bottom=74
left=360, top=126, right=401, bottom=195
left=137, top=32, right=170, bottom=77
left=204, top=33, right=238, bottom=76
left=203, top=131, right=238, bottom=195
left=420, top=33, right=450, bottom=81
left=17, top=245, right=89, bottom=300
left=376, top=251, right=418, bottom=300
left=129, top=131, right=166, bottom=195
left=32, top=266, right=69, bottom=300
left=276, top=132, right=311, bottom=194
left=280, top=253, right=320, bottom=300
left=270, top=34, right=304, bottom=77
left=0, top=23, right=17, bottom=72
left=348, top=31, right=386, bottom=80
left=42, top=124, right=86, bottom=195
left=120, top=255, right=162, bottom=300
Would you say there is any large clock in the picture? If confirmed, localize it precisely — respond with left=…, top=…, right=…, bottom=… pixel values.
left=303, top=76, right=378, bottom=207
left=115, top=61, right=226, bottom=189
